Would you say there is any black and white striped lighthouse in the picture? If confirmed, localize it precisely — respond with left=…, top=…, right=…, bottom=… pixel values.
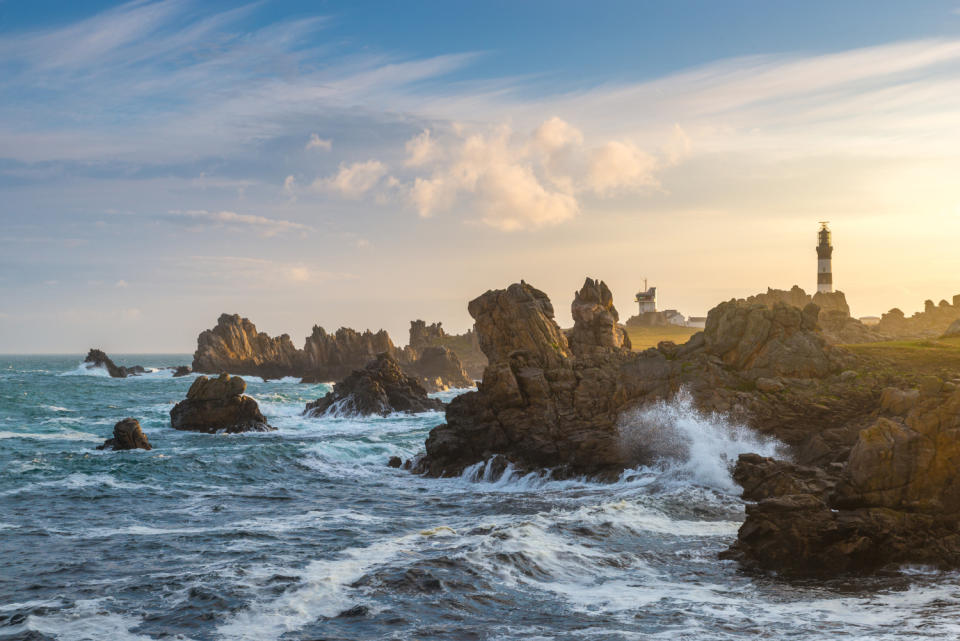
left=816, top=222, right=833, bottom=294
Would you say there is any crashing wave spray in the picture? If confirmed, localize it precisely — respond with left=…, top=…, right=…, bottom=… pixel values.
left=617, top=390, right=784, bottom=491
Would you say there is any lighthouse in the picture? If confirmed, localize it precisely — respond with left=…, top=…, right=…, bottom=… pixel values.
left=816, top=222, right=833, bottom=294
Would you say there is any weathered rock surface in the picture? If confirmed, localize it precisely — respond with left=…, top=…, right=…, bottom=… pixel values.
left=97, top=418, right=152, bottom=451
left=304, top=353, right=444, bottom=417
left=408, top=320, right=487, bottom=381
left=725, top=383, right=960, bottom=574
left=192, top=313, right=472, bottom=390
left=876, top=295, right=960, bottom=339
left=745, top=287, right=882, bottom=344
left=172, top=366, right=192, bottom=377
left=170, top=373, right=273, bottom=434
left=83, top=349, right=146, bottom=378
left=414, top=278, right=850, bottom=478
left=567, top=278, right=631, bottom=355
left=406, top=346, right=474, bottom=391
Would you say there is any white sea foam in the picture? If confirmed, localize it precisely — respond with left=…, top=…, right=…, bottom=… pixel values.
left=0, top=429, right=101, bottom=442
left=59, top=362, right=111, bottom=377
left=618, top=390, right=784, bottom=491
left=1, top=473, right=149, bottom=496
left=22, top=598, right=191, bottom=641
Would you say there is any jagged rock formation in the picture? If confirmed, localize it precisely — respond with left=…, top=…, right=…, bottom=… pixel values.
left=408, top=320, right=487, bottom=380
left=304, top=353, right=444, bottom=417
left=745, top=287, right=881, bottom=344
left=83, top=349, right=147, bottom=378
left=97, top=418, right=152, bottom=451
left=172, top=366, right=192, bottom=377
left=876, top=295, right=960, bottom=339
left=191, top=313, right=471, bottom=390
left=567, top=278, right=631, bottom=354
left=170, top=373, right=273, bottom=434
left=414, top=278, right=850, bottom=478
left=405, top=346, right=474, bottom=391
left=943, top=319, right=960, bottom=339
left=724, top=381, right=960, bottom=574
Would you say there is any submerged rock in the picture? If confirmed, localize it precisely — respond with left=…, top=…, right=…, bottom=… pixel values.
left=97, top=418, right=152, bottom=451
left=170, top=373, right=273, bottom=434
left=304, top=353, right=444, bottom=417
left=172, top=365, right=192, bottom=377
left=83, top=349, right=146, bottom=378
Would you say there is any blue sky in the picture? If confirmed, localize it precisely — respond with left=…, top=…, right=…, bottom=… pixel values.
left=2, top=1, right=960, bottom=352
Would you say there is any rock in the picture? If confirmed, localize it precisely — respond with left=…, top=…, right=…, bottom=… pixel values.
left=172, top=366, right=192, bottom=377
left=97, top=418, right=152, bottom=451
left=192, top=313, right=473, bottom=390
left=83, top=349, right=146, bottom=378
left=408, top=320, right=487, bottom=381
left=944, top=319, right=960, bottom=339
left=726, top=387, right=960, bottom=574
left=304, top=353, right=444, bottom=417
left=876, top=294, right=960, bottom=339
left=839, top=370, right=858, bottom=381
left=387, top=456, right=403, bottom=468
left=170, top=373, right=274, bottom=434
left=746, top=285, right=812, bottom=310
left=568, top=277, right=631, bottom=355
left=755, top=377, right=784, bottom=393
left=406, top=346, right=474, bottom=392
left=702, top=301, right=839, bottom=379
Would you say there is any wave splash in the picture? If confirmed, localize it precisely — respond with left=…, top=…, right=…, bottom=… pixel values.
left=618, top=390, right=784, bottom=491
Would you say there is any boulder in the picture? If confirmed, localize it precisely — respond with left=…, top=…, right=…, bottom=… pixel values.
left=97, top=418, right=152, bottom=451
left=172, top=366, right=192, bottom=377
left=304, top=353, right=444, bottom=417
left=170, top=373, right=273, bottom=434
left=702, top=301, right=838, bottom=379
left=83, top=349, right=146, bottom=378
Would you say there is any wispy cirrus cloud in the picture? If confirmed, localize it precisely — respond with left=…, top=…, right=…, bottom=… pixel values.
left=167, top=209, right=312, bottom=237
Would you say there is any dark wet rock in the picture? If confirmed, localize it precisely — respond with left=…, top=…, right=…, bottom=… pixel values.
left=170, top=373, right=273, bottom=434
left=83, top=349, right=146, bottom=378
left=172, top=365, right=192, bottom=377
left=387, top=456, right=403, bottom=468
left=97, top=417, right=152, bottom=451
left=304, top=353, right=444, bottom=417
left=724, top=384, right=960, bottom=575
left=336, top=605, right=370, bottom=618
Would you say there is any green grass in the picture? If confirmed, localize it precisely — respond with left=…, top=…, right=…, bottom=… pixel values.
left=844, top=337, right=960, bottom=377
left=625, top=325, right=699, bottom=351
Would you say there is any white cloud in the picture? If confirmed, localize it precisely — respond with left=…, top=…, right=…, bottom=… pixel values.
left=317, top=160, right=388, bottom=198
left=287, top=266, right=310, bottom=282
left=393, top=118, right=662, bottom=230
left=306, top=133, right=332, bottom=151
left=114, top=280, right=129, bottom=288
left=169, top=210, right=312, bottom=237
left=120, top=308, right=142, bottom=321
left=404, top=129, right=436, bottom=166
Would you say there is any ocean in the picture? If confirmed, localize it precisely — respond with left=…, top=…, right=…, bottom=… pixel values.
left=2, top=354, right=959, bottom=640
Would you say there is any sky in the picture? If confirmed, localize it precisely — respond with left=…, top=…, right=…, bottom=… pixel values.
left=2, top=1, right=960, bottom=353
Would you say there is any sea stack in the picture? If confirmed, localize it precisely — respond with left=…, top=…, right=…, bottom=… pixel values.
left=170, top=373, right=274, bottom=434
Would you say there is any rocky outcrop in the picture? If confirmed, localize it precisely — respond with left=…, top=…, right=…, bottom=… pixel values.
left=304, top=353, right=444, bottom=417
left=724, top=381, right=960, bottom=574
left=406, top=346, right=474, bottom=391
left=744, top=287, right=881, bottom=344
left=567, top=278, right=631, bottom=355
left=172, top=366, right=192, bottom=377
left=413, top=279, right=853, bottom=478
left=192, top=313, right=472, bottom=389
left=746, top=286, right=812, bottom=310
left=97, top=418, right=152, bottom=451
left=170, top=373, right=273, bottom=434
left=83, top=349, right=146, bottom=378
left=701, top=301, right=837, bottom=379
left=876, top=295, right=960, bottom=339
left=408, top=320, right=487, bottom=381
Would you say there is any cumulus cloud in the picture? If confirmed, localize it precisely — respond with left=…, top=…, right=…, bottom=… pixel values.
left=169, top=210, right=312, bottom=237
left=317, top=160, right=388, bottom=198
left=396, top=118, right=662, bottom=230
left=305, top=133, right=332, bottom=151
left=404, top=129, right=437, bottom=166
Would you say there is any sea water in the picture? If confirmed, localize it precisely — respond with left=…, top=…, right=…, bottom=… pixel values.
left=1, top=355, right=959, bottom=640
